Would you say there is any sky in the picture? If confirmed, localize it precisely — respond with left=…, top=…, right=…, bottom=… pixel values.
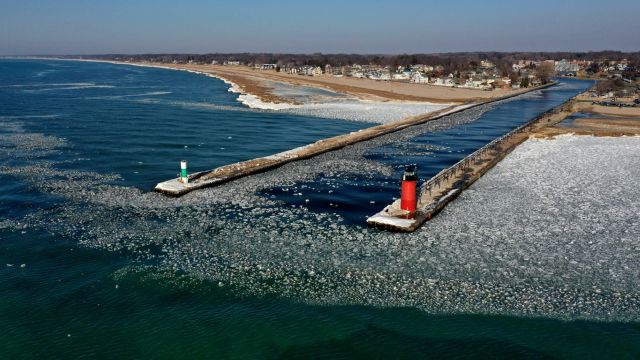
left=1, top=0, right=639, bottom=55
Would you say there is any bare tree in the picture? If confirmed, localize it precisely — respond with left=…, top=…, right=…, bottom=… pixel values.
left=536, top=62, right=555, bottom=83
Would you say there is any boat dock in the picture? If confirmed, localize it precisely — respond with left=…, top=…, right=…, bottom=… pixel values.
left=367, top=97, right=576, bottom=232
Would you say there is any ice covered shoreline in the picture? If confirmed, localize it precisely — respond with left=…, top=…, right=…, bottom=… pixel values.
left=52, top=58, right=454, bottom=121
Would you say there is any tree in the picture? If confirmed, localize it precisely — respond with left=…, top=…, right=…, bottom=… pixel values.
left=595, top=79, right=626, bottom=96
left=536, top=62, right=555, bottom=84
left=509, top=71, right=519, bottom=84
left=520, top=77, right=530, bottom=88
left=586, top=62, right=600, bottom=74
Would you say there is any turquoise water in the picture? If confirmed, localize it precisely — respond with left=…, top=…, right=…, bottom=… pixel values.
left=1, top=60, right=639, bottom=358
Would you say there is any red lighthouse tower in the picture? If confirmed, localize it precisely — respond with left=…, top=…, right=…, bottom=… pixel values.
left=400, top=165, right=417, bottom=213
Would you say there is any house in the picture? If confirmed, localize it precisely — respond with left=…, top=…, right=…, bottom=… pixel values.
left=480, top=60, right=495, bottom=69
left=434, top=77, right=455, bottom=87
left=528, top=74, right=541, bottom=86
left=462, top=79, right=490, bottom=90
left=260, top=64, right=277, bottom=70
left=493, top=78, right=511, bottom=89
left=555, top=59, right=579, bottom=72
left=393, top=72, right=410, bottom=81
left=367, top=70, right=390, bottom=81
left=299, top=66, right=322, bottom=76
left=410, top=72, right=429, bottom=84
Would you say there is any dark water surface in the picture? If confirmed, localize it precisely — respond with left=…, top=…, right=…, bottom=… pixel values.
left=2, top=60, right=639, bottom=359
left=264, top=78, right=595, bottom=225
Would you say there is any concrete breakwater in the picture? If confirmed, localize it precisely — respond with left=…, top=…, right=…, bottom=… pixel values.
left=367, top=96, right=576, bottom=232
left=154, top=83, right=556, bottom=196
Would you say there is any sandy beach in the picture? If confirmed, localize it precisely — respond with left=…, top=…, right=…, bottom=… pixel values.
left=578, top=103, right=640, bottom=117
left=535, top=100, right=640, bottom=138
left=129, top=62, right=531, bottom=106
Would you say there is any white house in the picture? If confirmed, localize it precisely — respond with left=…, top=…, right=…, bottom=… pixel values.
left=435, top=77, right=455, bottom=86
left=480, top=60, right=495, bottom=68
left=393, top=73, right=410, bottom=80
left=410, top=72, right=429, bottom=84
left=368, top=71, right=390, bottom=81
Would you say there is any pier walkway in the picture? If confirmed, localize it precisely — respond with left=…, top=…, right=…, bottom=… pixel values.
left=155, top=83, right=555, bottom=196
left=367, top=98, right=576, bottom=232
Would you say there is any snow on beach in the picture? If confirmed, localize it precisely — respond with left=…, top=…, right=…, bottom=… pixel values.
left=287, top=101, right=452, bottom=124
left=72, top=59, right=453, bottom=123
left=210, top=70, right=453, bottom=122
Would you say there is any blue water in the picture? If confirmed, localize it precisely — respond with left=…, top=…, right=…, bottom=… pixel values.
left=2, top=60, right=639, bottom=358
left=0, top=59, right=368, bottom=189
left=265, top=79, right=595, bottom=224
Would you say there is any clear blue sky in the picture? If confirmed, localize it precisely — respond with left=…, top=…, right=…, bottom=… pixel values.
left=1, top=0, right=638, bottom=55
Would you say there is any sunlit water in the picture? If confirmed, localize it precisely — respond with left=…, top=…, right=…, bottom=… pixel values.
left=2, top=60, right=639, bottom=358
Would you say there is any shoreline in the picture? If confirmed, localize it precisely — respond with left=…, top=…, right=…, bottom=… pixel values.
left=33, top=57, right=554, bottom=120
left=16, top=56, right=294, bottom=110
left=18, top=56, right=467, bottom=126
left=161, top=63, right=539, bottom=105
left=48, top=57, right=536, bottom=111
left=55, top=58, right=298, bottom=110
left=49, top=58, right=464, bottom=122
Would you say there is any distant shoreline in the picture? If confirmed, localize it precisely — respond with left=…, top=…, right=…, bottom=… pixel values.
left=65, top=58, right=329, bottom=110
left=2, top=56, right=288, bottom=110
left=15, top=57, right=557, bottom=114
left=49, top=58, right=538, bottom=108
left=137, top=62, right=531, bottom=105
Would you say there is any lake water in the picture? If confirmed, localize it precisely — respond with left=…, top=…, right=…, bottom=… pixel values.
left=2, top=59, right=638, bottom=358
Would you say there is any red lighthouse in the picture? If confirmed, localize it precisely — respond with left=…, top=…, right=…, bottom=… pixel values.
left=400, top=165, right=417, bottom=213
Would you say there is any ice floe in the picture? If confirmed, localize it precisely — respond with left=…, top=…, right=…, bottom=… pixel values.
left=3, top=83, right=640, bottom=321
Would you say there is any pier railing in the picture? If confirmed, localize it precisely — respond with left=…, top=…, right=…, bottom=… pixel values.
left=419, top=97, right=574, bottom=196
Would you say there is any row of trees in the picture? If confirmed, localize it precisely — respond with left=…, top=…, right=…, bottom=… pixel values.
left=74, top=51, right=640, bottom=76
